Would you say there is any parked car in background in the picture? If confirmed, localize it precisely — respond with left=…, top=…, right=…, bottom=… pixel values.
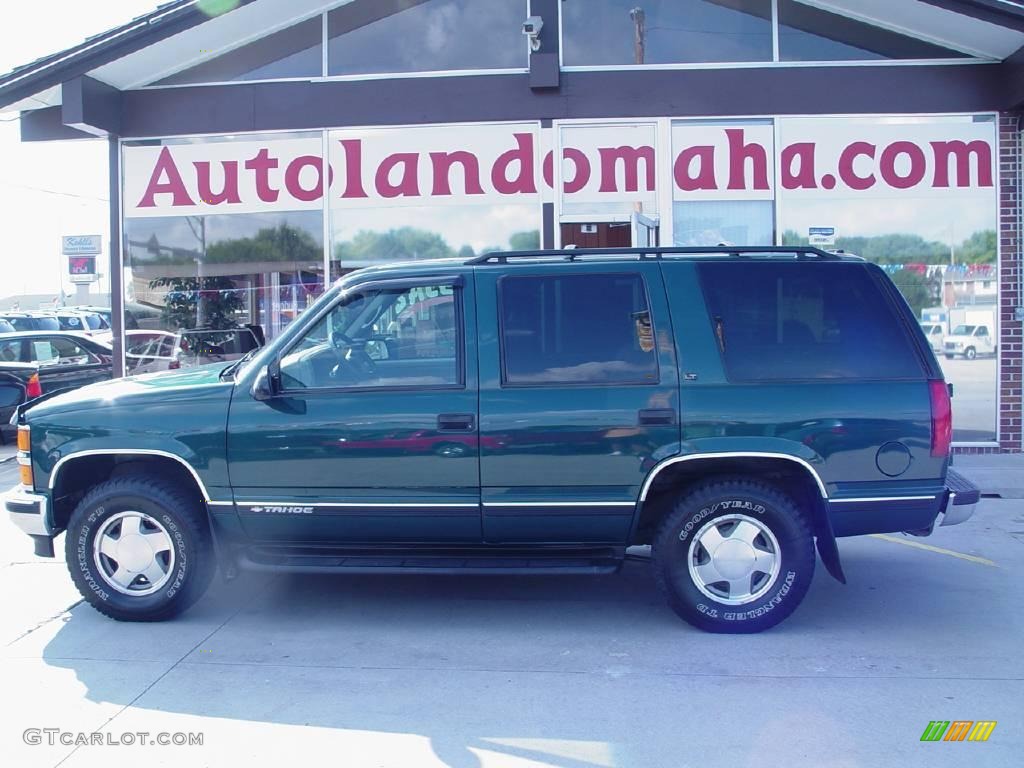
left=0, top=361, right=40, bottom=444
left=0, top=313, right=60, bottom=332
left=919, top=322, right=945, bottom=354
left=943, top=324, right=996, bottom=360
left=49, top=310, right=113, bottom=341
left=0, top=331, right=112, bottom=393
left=125, top=330, right=180, bottom=375
left=177, top=326, right=263, bottom=368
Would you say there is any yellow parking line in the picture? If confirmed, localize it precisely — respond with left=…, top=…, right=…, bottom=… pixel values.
left=869, top=534, right=998, bottom=567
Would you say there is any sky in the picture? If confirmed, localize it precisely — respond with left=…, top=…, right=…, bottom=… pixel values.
left=0, top=0, right=157, bottom=303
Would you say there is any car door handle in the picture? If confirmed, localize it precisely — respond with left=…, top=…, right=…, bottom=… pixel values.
left=437, top=413, right=475, bottom=432
left=638, top=408, right=677, bottom=426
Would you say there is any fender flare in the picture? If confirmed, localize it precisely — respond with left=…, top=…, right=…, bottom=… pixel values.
left=637, top=451, right=845, bottom=583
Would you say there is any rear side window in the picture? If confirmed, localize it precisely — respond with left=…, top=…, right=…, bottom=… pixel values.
left=499, top=273, right=658, bottom=386
left=698, top=262, right=923, bottom=381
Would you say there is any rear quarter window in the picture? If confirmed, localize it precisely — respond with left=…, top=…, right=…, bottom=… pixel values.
left=697, top=261, right=924, bottom=381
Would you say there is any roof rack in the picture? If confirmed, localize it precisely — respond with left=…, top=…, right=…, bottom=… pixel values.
left=468, top=245, right=845, bottom=265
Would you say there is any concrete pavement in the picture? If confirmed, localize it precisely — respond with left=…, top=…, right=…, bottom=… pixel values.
left=1, top=460, right=1022, bottom=768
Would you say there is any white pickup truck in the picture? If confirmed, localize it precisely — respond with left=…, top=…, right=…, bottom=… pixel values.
left=943, top=324, right=996, bottom=360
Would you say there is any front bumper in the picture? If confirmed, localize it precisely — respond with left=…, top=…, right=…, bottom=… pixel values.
left=938, top=468, right=980, bottom=527
left=4, top=484, right=52, bottom=537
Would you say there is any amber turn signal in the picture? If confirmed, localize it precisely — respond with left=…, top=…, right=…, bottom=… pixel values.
left=16, top=425, right=30, bottom=452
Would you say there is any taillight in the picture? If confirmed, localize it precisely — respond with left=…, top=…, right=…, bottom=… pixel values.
left=929, top=379, right=952, bottom=458
left=26, top=373, right=42, bottom=399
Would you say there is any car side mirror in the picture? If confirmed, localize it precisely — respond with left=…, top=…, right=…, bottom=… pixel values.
left=252, top=360, right=280, bottom=401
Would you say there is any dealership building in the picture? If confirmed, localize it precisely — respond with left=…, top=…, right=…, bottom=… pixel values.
left=0, top=0, right=1022, bottom=450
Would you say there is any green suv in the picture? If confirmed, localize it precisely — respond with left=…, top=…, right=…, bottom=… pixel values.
left=5, top=246, right=979, bottom=633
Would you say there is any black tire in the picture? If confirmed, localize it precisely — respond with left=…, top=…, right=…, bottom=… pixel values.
left=964, top=346, right=976, bottom=360
left=65, top=475, right=215, bottom=621
left=652, top=479, right=816, bottom=633
left=944, top=354, right=955, bottom=360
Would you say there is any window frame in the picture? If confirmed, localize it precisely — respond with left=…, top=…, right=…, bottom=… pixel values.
left=497, top=270, right=662, bottom=389
left=276, top=274, right=467, bottom=395
left=695, top=261, right=930, bottom=384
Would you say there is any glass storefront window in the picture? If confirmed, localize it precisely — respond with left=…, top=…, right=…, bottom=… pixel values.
left=674, top=200, right=773, bottom=246
left=153, top=17, right=322, bottom=85
left=328, top=0, right=527, bottom=76
left=776, top=115, right=998, bottom=442
left=671, top=120, right=774, bottom=247
left=327, top=123, right=541, bottom=281
left=777, top=0, right=969, bottom=61
left=330, top=204, right=540, bottom=281
left=123, top=132, right=325, bottom=373
left=562, top=0, right=772, bottom=66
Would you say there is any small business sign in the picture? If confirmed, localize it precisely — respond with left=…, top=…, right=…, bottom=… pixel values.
left=61, top=235, right=102, bottom=255
left=808, top=226, right=836, bottom=247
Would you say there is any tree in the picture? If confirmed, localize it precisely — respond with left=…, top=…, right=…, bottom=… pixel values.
left=508, top=230, right=541, bottom=251
left=149, top=275, right=244, bottom=330
left=956, top=230, right=996, bottom=264
left=334, top=227, right=456, bottom=264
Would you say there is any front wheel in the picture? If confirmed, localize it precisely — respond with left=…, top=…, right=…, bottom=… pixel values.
left=653, top=479, right=816, bottom=633
left=65, top=475, right=215, bottom=621
left=964, top=346, right=977, bottom=360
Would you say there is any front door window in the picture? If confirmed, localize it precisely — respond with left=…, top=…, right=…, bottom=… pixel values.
left=279, top=282, right=461, bottom=390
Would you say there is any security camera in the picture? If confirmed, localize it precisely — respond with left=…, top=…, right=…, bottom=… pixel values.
left=522, top=15, right=543, bottom=52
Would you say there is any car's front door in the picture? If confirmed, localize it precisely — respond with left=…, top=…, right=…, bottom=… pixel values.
left=226, top=273, right=481, bottom=543
left=476, top=263, right=680, bottom=543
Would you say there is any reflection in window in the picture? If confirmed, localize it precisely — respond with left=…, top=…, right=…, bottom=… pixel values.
left=674, top=201, right=774, bottom=246
left=328, top=0, right=526, bottom=76
left=778, top=0, right=969, bottom=61
left=330, top=205, right=540, bottom=280
left=280, top=284, right=460, bottom=389
left=123, top=205, right=324, bottom=372
left=154, top=17, right=322, bottom=85
left=562, top=0, right=772, bottom=66
left=500, top=274, right=659, bottom=385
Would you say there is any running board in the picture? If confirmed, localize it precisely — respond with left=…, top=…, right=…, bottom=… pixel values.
left=238, top=545, right=624, bottom=575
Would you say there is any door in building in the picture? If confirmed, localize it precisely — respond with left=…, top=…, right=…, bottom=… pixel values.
left=560, top=222, right=631, bottom=248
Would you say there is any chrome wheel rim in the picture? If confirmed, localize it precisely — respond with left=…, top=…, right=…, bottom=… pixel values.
left=687, top=514, right=781, bottom=605
left=92, top=511, right=175, bottom=596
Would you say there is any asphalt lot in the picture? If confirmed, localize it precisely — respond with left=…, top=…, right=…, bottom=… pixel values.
left=937, top=356, right=997, bottom=442
left=2, top=459, right=1022, bottom=768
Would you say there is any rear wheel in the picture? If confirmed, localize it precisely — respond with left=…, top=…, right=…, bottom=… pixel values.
left=65, top=475, right=215, bottom=621
left=653, top=479, right=815, bottom=633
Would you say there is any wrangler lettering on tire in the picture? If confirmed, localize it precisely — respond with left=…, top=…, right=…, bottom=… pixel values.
left=65, top=475, right=215, bottom=622
left=653, top=479, right=816, bottom=634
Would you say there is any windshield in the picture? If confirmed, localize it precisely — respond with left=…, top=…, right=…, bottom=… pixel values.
left=951, top=325, right=976, bottom=335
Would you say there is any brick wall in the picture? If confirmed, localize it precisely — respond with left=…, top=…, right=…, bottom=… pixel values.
left=995, top=114, right=1020, bottom=452
left=957, top=113, right=1021, bottom=454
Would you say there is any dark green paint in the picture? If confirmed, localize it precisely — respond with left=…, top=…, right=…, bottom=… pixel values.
left=24, top=256, right=948, bottom=548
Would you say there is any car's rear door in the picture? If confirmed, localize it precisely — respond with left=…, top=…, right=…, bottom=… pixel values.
left=475, top=261, right=679, bottom=543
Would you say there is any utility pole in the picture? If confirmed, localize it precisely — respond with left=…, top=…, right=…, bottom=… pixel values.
left=630, top=7, right=646, bottom=66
